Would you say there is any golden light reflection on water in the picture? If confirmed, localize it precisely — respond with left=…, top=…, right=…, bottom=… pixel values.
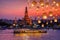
left=14, top=32, right=48, bottom=40
left=15, top=33, right=43, bottom=36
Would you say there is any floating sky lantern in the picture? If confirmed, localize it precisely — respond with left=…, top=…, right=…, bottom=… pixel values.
left=45, top=2, right=49, bottom=8
left=40, top=3, right=44, bottom=7
left=31, top=0, right=37, bottom=7
left=53, top=1, right=56, bottom=4
left=39, top=0, right=44, bottom=3
left=40, top=3, right=44, bottom=6
left=56, top=3, right=59, bottom=7
left=31, top=3, right=35, bottom=7
left=42, top=13, right=47, bottom=19
left=36, top=6, right=40, bottom=11
left=39, top=0, right=44, bottom=7
left=52, top=1, right=56, bottom=8
left=43, top=15, right=47, bottom=19
left=49, top=11, right=53, bottom=17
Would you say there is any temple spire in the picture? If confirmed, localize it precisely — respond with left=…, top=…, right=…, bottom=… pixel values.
left=25, top=7, right=28, bottom=13
left=23, top=6, right=32, bottom=25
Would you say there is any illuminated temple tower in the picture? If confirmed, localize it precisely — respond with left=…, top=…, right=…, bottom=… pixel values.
left=23, top=7, right=32, bottom=25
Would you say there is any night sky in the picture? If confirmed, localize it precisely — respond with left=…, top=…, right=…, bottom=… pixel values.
left=0, top=0, right=60, bottom=19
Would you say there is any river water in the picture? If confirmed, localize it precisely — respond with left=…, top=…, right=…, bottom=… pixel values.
left=0, top=29, right=60, bottom=40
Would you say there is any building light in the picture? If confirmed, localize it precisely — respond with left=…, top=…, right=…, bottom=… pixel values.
left=42, top=24, right=44, bottom=27
left=50, top=20, right=52, bottom=23
left=46, top=22, right=48, bottom=25
left=33, top=24, right=37, bottom=28
left=13, top=24, right=16, bottom=26
left=38, top=20, right=41, bottom=23
left=54, top=18, right=57, bottom=22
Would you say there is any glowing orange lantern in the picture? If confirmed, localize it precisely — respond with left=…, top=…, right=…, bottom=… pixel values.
left=42, top=13, right=47, bottom=19
left=36, top=6, right=39, bottom=11
left=40, top=3, right=44, bottom=7
left=49, top=11, right=53, bottom=17
left=40, top=0, right=44, bottom=3
left=56, top=3, right=59, bottom=7
left=42, top=15, right=47, bottom=19
left=53, top=1, right=56, bottom=4
left=45, top=2, right=49, bottom=7
left=31, top=0, right=37, bottom=7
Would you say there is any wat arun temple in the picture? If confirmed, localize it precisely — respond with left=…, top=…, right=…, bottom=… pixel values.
left=22, top=7, right=32, bottom=25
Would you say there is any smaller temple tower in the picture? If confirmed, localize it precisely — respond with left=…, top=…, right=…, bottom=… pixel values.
left=13, top=17, right=17, bottom=26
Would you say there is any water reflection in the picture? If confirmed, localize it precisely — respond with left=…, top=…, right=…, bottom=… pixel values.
left=15, top=33, right=30, bottom=40
left=0, top=29, right=60, bottom=40
left=15, top=33, right=47, bottom=40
